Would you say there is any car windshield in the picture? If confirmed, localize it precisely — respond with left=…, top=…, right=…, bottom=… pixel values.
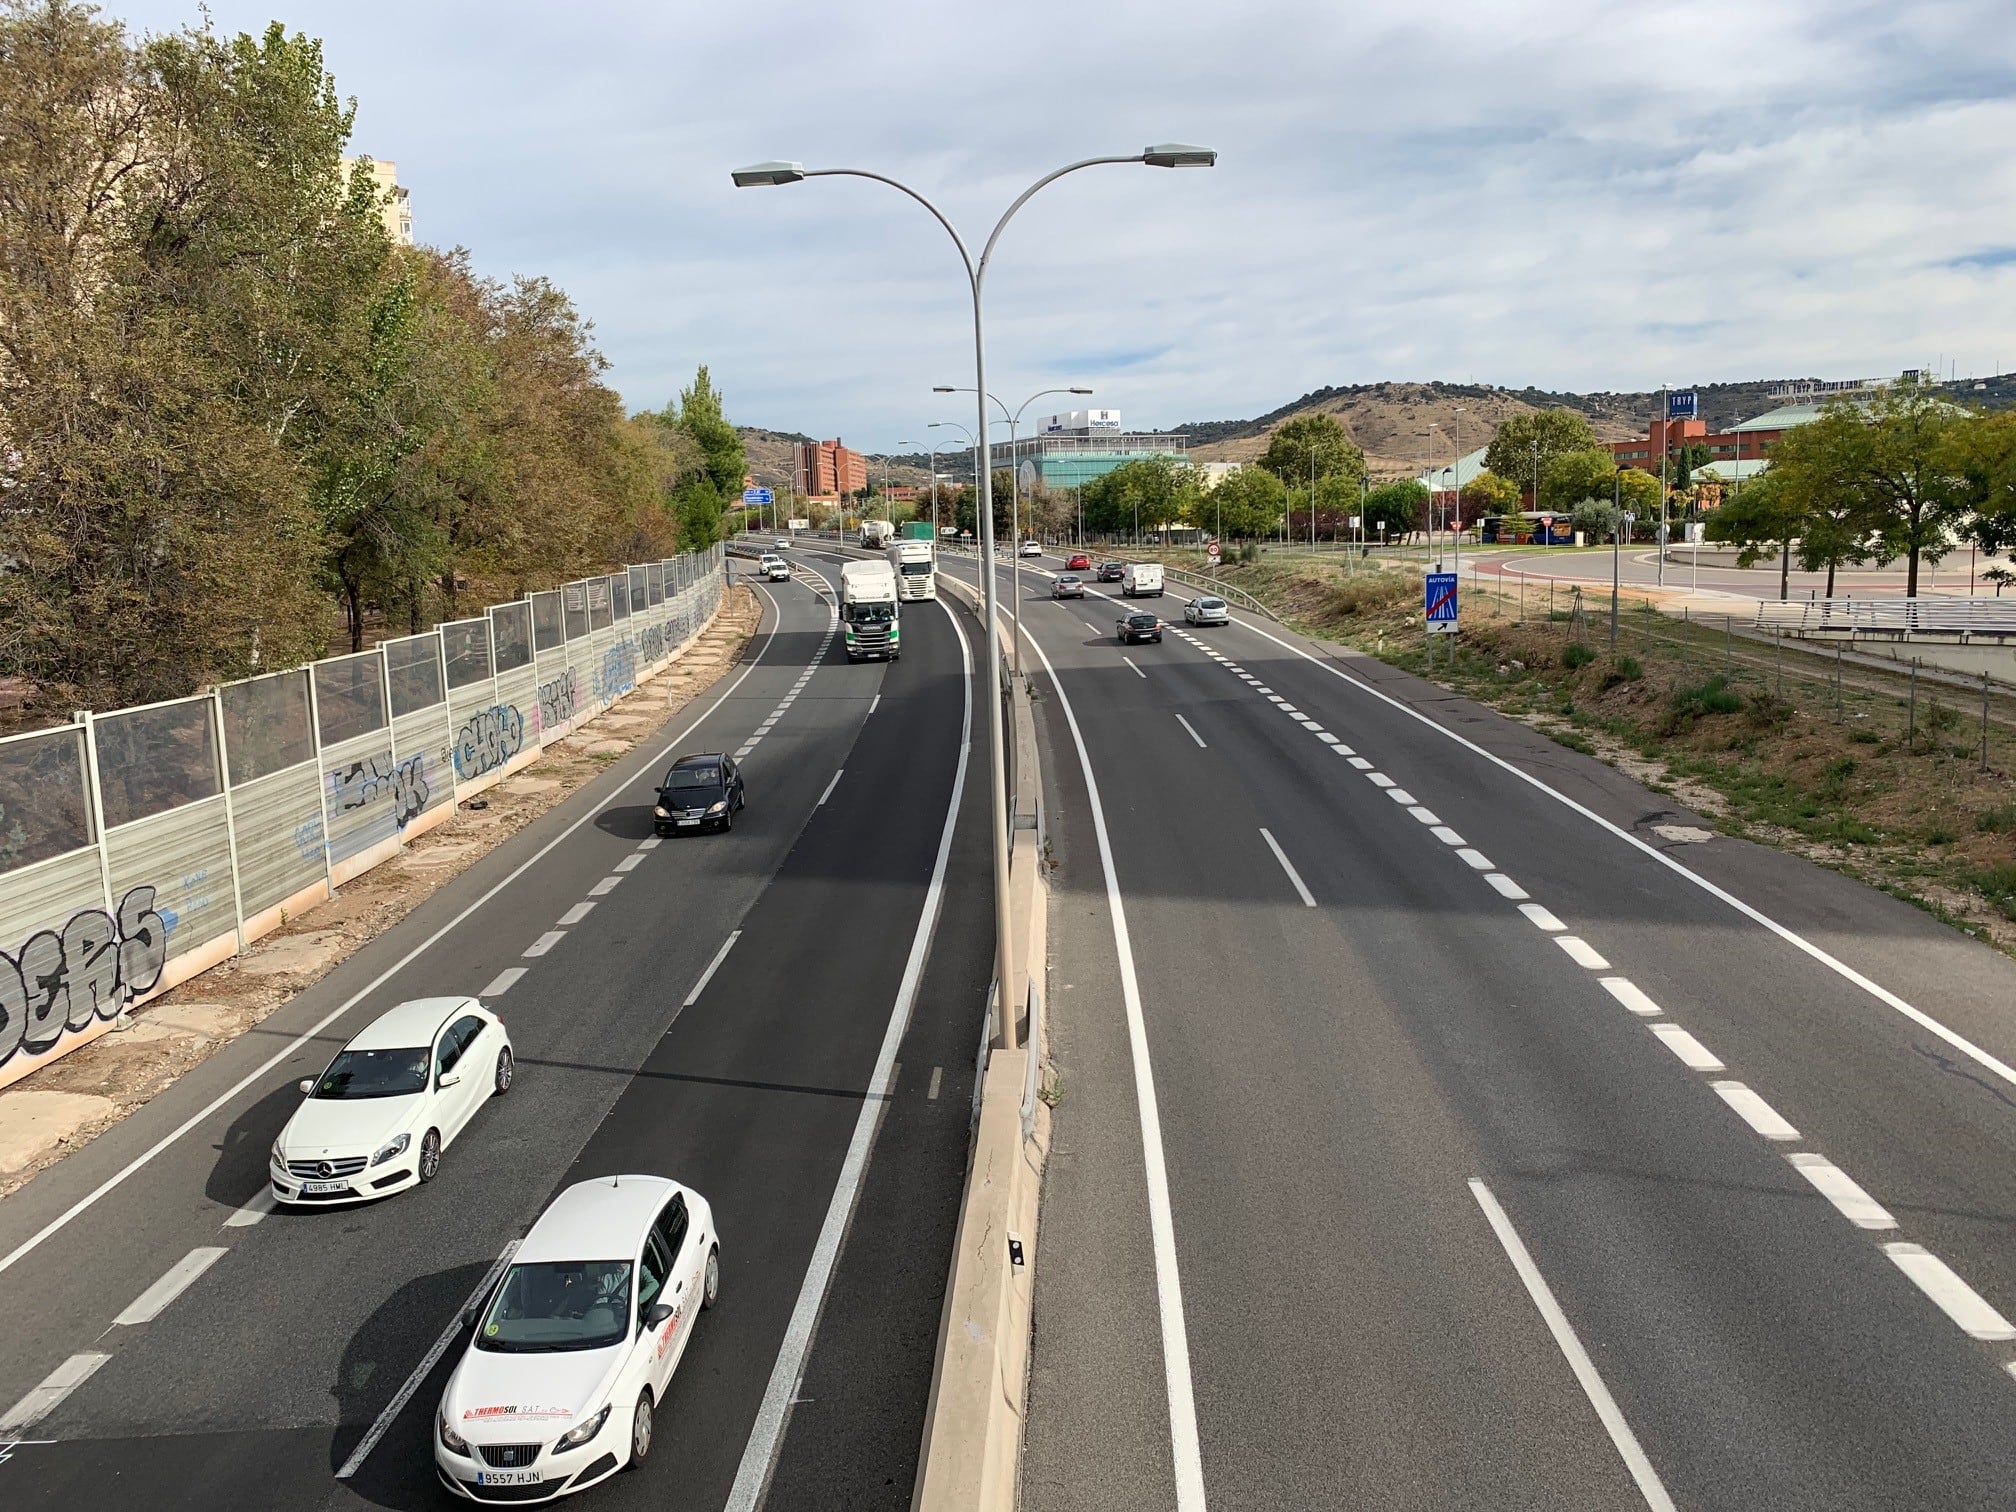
left=1197, top=598, right=1225, bottom=610
left=1057, top=576, right=1080, bottom=585
left=312, top=1048, right=430, bottom=1099
left=1128, top=614, right=1158, bottom=627
left=475, top=1260, right=632, bottom=1353
left=665, top=766, right=721, bottom=789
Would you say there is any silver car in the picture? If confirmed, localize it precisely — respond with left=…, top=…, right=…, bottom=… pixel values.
left=1185, top=595, right=1230, bottom=626
left=1052, top=574, right=1087, bottom=599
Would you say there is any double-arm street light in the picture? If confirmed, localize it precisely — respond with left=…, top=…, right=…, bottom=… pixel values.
left=928, top=420, right=978, bottom=542
left=934, top=383, right=1091, bottom=678
left=733, top=144, right=1216, bottom=1051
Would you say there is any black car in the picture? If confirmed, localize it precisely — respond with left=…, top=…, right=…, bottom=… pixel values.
left=1096, top=561, right=1126, bottom=583
left=654, top=753, right=746, bottom=835
left=1116, top=611, right=1163, bottom=645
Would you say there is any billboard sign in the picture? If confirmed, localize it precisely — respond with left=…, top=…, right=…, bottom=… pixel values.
left=1667, top=390, right=1698, bottom=420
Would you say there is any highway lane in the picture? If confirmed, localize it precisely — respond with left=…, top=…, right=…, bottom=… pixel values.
left=0, top=560, right=990, bottom=1511
left=947, top=549, right=2016, bottom=1509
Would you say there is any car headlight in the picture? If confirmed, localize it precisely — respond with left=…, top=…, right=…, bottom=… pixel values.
left=270, top=1138, right=285, bottom=1167
left=653, top=805, right=669, bottom=818
left=554, top=1404, right=611, bottom=1452
left=439, top=1410, right=470, bottom=1455
left=707, top=800, right=727, bottom=814
left=371, top=1133, right=411, bottom=1167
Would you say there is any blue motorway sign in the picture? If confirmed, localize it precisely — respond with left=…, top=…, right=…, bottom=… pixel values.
left=1667, top=390, right=1698, bottom=420
left=1425, top=571, right=1458, bottom=633
left=742, top=486, right=774, bottom=506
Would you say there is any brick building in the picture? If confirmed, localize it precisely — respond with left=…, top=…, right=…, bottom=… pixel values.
left=795, top=438, right=868, bottom=497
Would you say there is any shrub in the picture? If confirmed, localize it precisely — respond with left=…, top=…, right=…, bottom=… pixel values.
left=1850, top=729, right=1879, bottom=744
left=1664, top=675, right=1742, bottom=732
left=1562, top=642, right=1596, bottom=669
left=1928, top=826, right=1958, bottom=846
left=1971, top=862, right=2016, bottom=920
left=1976, top=802, right=2016, bottom=834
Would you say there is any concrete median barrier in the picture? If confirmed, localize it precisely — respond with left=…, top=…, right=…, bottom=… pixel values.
left=914, top=568, right=1050, bottom=1512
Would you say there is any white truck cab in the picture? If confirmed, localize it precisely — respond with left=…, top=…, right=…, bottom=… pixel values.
left=840, top=560, right=901, bottom=661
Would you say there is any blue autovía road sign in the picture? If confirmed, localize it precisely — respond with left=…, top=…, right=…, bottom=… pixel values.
left=1425, top=571, right=1458, bottom=633
left=1667, top=390, right=1698, bottom=420
left=742, top=486, right=774, bottom=505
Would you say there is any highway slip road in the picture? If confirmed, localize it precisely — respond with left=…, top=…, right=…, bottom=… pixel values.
left=948, top=549, right=2016, bottom=1512
left=0, top=560, right=993, bottom=1512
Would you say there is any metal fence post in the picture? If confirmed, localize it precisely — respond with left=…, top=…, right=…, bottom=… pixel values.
left=1908, top=659, right=1918, bottom=744
left=74, top=709, right=122, bottom=1022
left=304, top=663, right=337, bottom=896
left=1982, top=672, right=1993, bottom=773
left=212, top=690, right=249, bottom=950
left=1834, top=647, right=1844, bottom=722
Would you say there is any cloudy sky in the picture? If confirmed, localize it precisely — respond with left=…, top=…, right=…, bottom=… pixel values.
left=114, top=0, right=2016, bottom=450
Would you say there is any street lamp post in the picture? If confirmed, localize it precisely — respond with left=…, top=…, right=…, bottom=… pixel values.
left=734, top=144, right=1215, bottom=1052
left=1530, top=439, right=1542, bottom=553
left=929, top=419, right=977, bottom=542
left=935, top=383, right=1091, bottom=679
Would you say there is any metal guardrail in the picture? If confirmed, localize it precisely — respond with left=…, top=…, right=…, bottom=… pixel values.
left=1755, top=597, right=2016, bottom=635
left=1157, top=565, right=1281, bottom=620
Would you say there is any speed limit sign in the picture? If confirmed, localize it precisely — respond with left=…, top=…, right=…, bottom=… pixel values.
left=1206, top=540, right=1221, bottom=563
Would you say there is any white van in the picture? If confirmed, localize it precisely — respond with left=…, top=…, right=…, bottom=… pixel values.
left=1121, top=562, right=1164, bottom=598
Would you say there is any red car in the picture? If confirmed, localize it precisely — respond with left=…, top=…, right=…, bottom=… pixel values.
left=1066, top=553, right=1091, bottom=571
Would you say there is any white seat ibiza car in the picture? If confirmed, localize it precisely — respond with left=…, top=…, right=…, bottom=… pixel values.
left=270, top=997, right=512, bottom=1207
left=435, top=1176, right=720, bottom=1502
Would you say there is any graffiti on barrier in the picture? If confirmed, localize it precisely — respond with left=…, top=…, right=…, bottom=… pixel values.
left=594, top=640, right=638, bottom=706
left=639, top=623, right=666, bottom=665
left=538, top=668, right=578, bottom=735
left=452, top=704, right=525, bottom=782
left=328, top=752, right=430, bottom=829
left=0, top=885, right=170, bottom=1066
left=293, top=816, right=325, bottom=863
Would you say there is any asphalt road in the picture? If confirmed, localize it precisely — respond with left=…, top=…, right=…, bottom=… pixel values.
left=0, top=558, right=992, bottom=1511
left=945, top=547, right=2016, bottom=1511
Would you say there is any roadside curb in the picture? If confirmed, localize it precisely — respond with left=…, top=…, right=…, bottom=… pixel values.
left=914, top=565, right=1051, bottom=1512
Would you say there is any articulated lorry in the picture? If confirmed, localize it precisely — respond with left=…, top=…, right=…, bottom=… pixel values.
left=840, top=559, right=901, bottom=661
left=858, top=519, right=895, bottom=550
left=886, top=538, right=936, bottom=600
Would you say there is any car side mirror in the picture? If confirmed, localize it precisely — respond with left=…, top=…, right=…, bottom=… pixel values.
left=298, top=1078, right=315, bottom=1095
left=439, top=1071, right=461, bottom=1089
left=642, top=1301, right=675, bottom=1330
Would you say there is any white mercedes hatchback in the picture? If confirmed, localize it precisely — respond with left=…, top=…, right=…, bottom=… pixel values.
left=270, top=997, right=513, bottom=1207
left=435, top=1176, right=720, bottom=1502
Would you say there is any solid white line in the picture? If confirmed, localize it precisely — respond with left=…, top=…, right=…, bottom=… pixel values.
left=1123, top=656, right=1147, bottom=679
left=1711, top=1081, right=1800, bottom=1141
left=1430, top=825, right=1465, bottom=845
left=1086, top=621, right=1100, bottom=632
left=588, top=875, right=622, bottom=896
left=868, top=693, right=881, bottom=716
left=1650, top=1022, right=1724, bottom=1071
left=817, top=769, right=844, bottom=806
left=223, top=1188, right=277, bottom=1228
left=1259, top=828, right=1318, bottom=908
left=1386, top=788, right=1418, bottom=806
left=1468, top=1179, right=1677, bottom=1511
left=1884, top=1243, right=2016, bottom=1340
left=927, top=1066, right=942, bottom=1100
left=683, top=930, right=743, bottom=1007
left=1788, top=1153, right=1895, bottom=1229
left=1486, top=873, right=1529, bottom=899
left=115, top=1246, right=228, bottom=1326
left=1022, top=625, right=1209, bottom=1512
left=1457, top=849, right=1495, bottom=870
left=1175, top=714, right=1207, bottom=748
left=1519, top=902, right=1566, bottom=932
left=336, top=1240, right=520, bottom=1479
left=1218, top=612, right=2016, bottom=1097
left=481, top=966, right=530, bottom=995
left=613, top=852, right=645, bottom=873
left=523, top=931, right=565, bottom=957
left=1409, top=807, right=1442, bottom=826
left=1, top=1352, right=111, bottom=1434
left=725, top=596, right=974, bottom=1512
left=1599, top=977, right=1663, bottom=1016
left=0, top=593, right=790, bottom=1281
left=1556, top=936, right=1611, bottom=970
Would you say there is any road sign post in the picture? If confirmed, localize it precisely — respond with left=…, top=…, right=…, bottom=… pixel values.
left=1206, top=540, right=1221, bottom=569
left=1425, top=570, right=1458, bottom=661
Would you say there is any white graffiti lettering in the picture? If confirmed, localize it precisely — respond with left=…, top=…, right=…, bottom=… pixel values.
left=328, top=753, right=430, bottom=828
left=537, top=668, right=578, bottom=734
left=0, top=886, right=169, bottom=1066
left=452, top=704, right=525, bottom=782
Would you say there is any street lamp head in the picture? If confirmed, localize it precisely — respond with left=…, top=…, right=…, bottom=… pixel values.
left=1142, top=143, right=1218, bottom=169
left=730, top=161, right=806, bottom=188
left=1068, top=386, right=1094, bottom=394
left=932, top=385, right=957, bottom=393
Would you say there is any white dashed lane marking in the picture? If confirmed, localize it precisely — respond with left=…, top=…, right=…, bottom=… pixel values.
left=1788, top=1154, right=1895, bottom=1230
left=1555, top=936, right=1611, bottom=970
left=1650, top=1023, right=1724, bottom=1072
left=482, top=966, right=531, bottom=994
left=1712, top=1081, right=1800, bottom=1141
left=524, top=931, right=566, bottom=956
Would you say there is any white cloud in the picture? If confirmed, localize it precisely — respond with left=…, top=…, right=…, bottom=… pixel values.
left=110, top=0, right=2016, bottom=443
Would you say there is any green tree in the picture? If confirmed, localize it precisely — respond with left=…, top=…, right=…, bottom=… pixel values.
left=1704, top=471, right=1801, bottom=600
left=1944, top=410, right=2016, bottom=556
left=1200, top=466, right=1285, bottom=541
left=1539, top=447, right=1619, bottom=515
left=1083, top=457, right=1196, bottom=540
left=1259, top=412, right=1366, bottom=491
left=673, top=365, right=746, bottom=498
left=1363, top=480, right=1428, bottom=541
left=1615, top=467, right=1662, bottom=523
left=1497, top=507, right=1535, bottom=544
left=1483, top=409, right=1598, bottom=492
left=1769, top=416, right=1882, bottom=596
left=1460, top=469, right=1519, bottom=520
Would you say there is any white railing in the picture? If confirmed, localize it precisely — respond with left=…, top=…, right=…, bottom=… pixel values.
left=1755, top=597, right=2016, bottom=635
